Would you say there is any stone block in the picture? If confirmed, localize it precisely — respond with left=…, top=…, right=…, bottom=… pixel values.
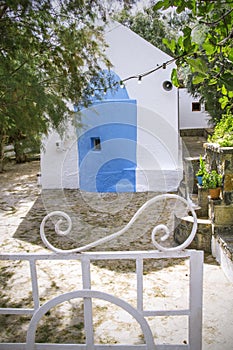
left=223, top=191, right=233, bottom=205
left=174, top=215, right=212, bottom=253
left=213, top=204, right=233, bottom=225
left=208, top=198, right=222, bottom=222
left=213, top=225, right=233, bottom=236
left=224, top=173, right=233, bottom=191
left=197, top=185, right=209, bottom=217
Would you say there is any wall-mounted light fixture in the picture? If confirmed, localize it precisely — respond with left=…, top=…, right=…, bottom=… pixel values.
left=162, top=81, right=173, bottom=91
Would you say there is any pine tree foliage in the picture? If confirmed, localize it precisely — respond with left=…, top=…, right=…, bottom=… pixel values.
left=0, top=0, right=136, bottom=170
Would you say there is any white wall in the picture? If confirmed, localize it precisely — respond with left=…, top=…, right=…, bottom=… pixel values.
left=179, top=88, right=211, bottom=129
left=105, top=22, right=181, bottom=191
left=105, top=22, right=178, bottom=128
left=40, top=123, right=79, bottom=189
left=135, top=106, right=182, bottom=191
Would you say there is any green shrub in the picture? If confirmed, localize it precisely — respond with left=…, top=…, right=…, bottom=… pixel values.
left=208, top=114, right=233, bottom=147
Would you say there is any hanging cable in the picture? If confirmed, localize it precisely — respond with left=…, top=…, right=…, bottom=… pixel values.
left=90, top=49, right=203, bottom=94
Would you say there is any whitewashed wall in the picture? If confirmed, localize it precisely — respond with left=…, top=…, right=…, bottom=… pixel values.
left=40, top=123, right=78, bottom=189
left=179, top=88, right=211, bottom=129
left=41, top=21, right=183, bottom=191
left=105, top=22, right=182, bottom=191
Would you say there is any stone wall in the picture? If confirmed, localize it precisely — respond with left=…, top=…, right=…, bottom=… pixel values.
left=204, top=143, right=233, bottom=281
left=204, top=143, right=233, bottom=205
left=175, top=143, right=233, bottom=256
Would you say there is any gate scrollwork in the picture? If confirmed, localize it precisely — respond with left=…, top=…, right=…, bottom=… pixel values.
left=40, top=194, right=197, bottom=254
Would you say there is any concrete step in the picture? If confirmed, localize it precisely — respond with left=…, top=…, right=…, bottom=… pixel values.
left=181, top=136, right=207, bottom=158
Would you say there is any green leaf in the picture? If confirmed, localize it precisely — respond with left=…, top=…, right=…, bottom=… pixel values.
left=192, top=74, right=206, bottom=84
left=177, top=2, right=186, bottom=13
left=178, top=36, right=184, bottom=51
left=162, top=38, right=176, bottom=53
left=202, top=42, right=216, bottom=56
left=171, top=68, right=179, bottom=87
left=183, top=26, right=192, bottom=37
left=208, top=78, right=217, bottom=86
left=192, top=0, right=197, bottom=15
left=219, top=96, right=229, bottom=109
left=221, top=85, right=228, bottom=96
left=220, top=73, right=233, bottom=91
left=153, top=0, right=169, bottom=11
left=186, top=57, right=208, bottom=75
left=228, top=48, right=233, bottom=62
left=183, top=36, right=191, bottom=50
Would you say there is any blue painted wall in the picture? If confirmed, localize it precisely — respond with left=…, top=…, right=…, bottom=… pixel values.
left=77, top=71, right=137, bottom=192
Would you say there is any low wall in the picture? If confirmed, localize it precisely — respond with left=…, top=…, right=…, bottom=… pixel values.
left=212, top=234, right=233, bottom=283
left=204, top=143, right=233, bottom=281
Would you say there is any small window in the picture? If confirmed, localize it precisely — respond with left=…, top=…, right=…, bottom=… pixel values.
left=91, top=137, right=101, bottom=151
left=192, top=102, right=201, bottom=112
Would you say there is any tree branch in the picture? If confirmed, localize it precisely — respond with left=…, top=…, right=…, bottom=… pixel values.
left=199, top=8, right=233, bottom=26
left=0, top=4, right=8, bottom=19
left=218, top=27, right=233, bottom=45
left=39, top=75, right=65, bottom=85
left=7, top=53, right=39, bottom=78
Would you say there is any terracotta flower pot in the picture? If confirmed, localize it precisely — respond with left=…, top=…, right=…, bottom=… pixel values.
left=209, top=187, right=221, bottom=200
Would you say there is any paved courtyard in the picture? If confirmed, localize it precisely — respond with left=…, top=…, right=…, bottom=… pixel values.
left=0, top=160, right=233, bottom=349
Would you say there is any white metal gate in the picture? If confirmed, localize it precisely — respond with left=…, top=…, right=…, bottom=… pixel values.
left=0, top=194, right=203, bottom=350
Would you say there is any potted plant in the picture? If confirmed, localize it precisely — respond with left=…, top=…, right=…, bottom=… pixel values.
left=202, top=170, right=223, bottom=199
left=196, top=155, right=207, bottom=185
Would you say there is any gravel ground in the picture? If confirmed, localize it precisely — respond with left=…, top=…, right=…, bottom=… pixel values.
left=0, top=160, right=233, bottom=349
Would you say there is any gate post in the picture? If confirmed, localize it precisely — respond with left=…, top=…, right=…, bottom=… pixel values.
left=189, top=250, right=204, bottom=349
